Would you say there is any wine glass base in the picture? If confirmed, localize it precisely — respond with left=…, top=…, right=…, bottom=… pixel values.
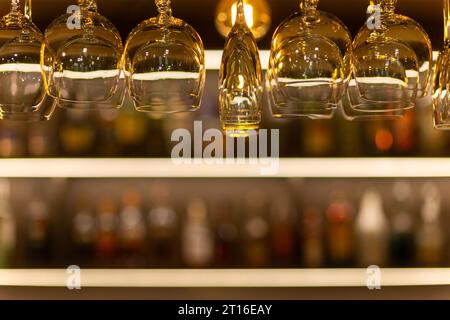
left=135, top=104, right=200, bottom=114
left=222, top=123, right=260, bottom=138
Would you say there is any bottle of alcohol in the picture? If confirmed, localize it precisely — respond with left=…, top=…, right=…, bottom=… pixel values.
left=114, top=106, right=149, bottom=157
left=0, top=179, right=15, bottom=268
left=59, top=109, right=97, bottom=157
left=96, top=109, right=120, bottom=157
left=25, top=194, right=52, bottom=267
left=301, top=207, right=325, bottom=268
left=0, top=122, right=26, bottom=158
left=213, top=201, right=239, bottom=267
left=325, top=191, right=355, bottom=267
left=95, top=197, right=118, bottom=267
left=28, top=122, right=57, bottom=157
left=72, top=200, right=96, bottom=267
left=147, top=184, right=179, bottom=267
left=242, top=191, right=270, bottom=268
left=416, top=183, right=445, bottom=267
left=393, top=110, right=417, bottom=156
left=118, top=189, right=146, bottom=268
left=364, top=120, right=394, bottom=156
left=270, top=196, right=296, bottom=267
left=355, top=190, right=389, bottom=267
left=390, top=181, right=416, bottom=267
left=302, top=121, right=334, bottom=157
left=417, top=106, right=446, bottom=156
left=181, top=198, right=214, bottom=268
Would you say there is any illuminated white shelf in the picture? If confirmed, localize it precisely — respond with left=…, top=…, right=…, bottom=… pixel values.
left=204, top=50, right=439, bottom=70
left=206, top=50, right=270, bottom=70
left=0, top=268, right=449, bottom=288
left=1, top=158, right=450, bottom=178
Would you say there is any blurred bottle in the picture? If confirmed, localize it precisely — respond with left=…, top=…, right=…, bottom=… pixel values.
left=147, top=184, right=179, bottom=267
left=416, top=183, right=445, bottom=267
left=28, top=123, right=56, bottom=157
left=270, top=196, right=296, bottom=267
left=301, top=207, right=325, bottom=268
left=393, top=110, right=417, bottom=156
left=302, top=121, right=334, bottom=157
left=114, top=107, right=149, bottom=157
left=72, top=200, right=96, bottom=266
left=146, top=118, right=167, bottom=157
left=364, top=120, right=394, bottom=156
left=214, top=201, right=239, bottom=267
left=0, top=122, right=26, bottom=157
left=119, top=189, right=146, bottom=267
left=59, top=110, right=97, bottom=157
left=417, top=107, right=446, bottom=156
left=25, top=194, right=52, bottom=266
left=355, top=190, right=389, bottom=267
left=96, top=109, right=120, bottom=157
left=337, top=119, right=362, bottom=157
left=181, top=198, right=214, bottom=268
left=390, top=181, right=416, bottom=267
left=326, top=191, right=355, bottom=267
left=0, top=179, right=15, bottom=268
left=242, top=191, right=270, bottom=268
left=95, top=197, right=118, bottom=266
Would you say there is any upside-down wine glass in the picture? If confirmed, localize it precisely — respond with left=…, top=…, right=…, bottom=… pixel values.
left=219, top=0, right=262, bottom=137
left=266, top=0, right=353, bottom=119
left=0, top=0, right=56, bottom=121
left=344, top=0, right=431, bottom=114
left=41, top=0, right=125, bottom=109
left=433, top=0, right=450, bottom=128
left=124, top=0, right=206, bottom=114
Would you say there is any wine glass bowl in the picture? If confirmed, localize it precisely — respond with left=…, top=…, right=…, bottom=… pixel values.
left=433, top=0, right=450, bottom=129
left=351, top=39, right=419, bottom=111
left=42, top=0, right=124, bottom=109
left=0, top=1, right=46, bottom=115
left=266, top=0, right=352, bottom=118
left=0, top=93, right=57, bottom=121
left=433, top=47, right=450, bottom=129
left=124, top=0, right=206, bottom=114
left=219, top=0, right=263, bottom=136
left=345, top=0, right=432, bottom=114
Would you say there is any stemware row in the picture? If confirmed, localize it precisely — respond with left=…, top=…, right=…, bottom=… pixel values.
left=0, top=0, right=447, bottom=136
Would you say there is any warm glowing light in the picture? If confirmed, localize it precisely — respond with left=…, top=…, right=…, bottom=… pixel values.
left=231, top=3, right=254, bottom=28
left=215, top=0, right=272, bottom=40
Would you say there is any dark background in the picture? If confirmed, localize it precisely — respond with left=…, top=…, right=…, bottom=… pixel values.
left=0, top=0, right=442, bottom=49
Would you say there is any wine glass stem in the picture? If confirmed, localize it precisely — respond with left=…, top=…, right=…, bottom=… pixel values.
left=24, top=0, right=31, bottom=20
left=78, top=0, right=97, bottom=11
left=445, top=0, right=450, bottom=43
left=155, top=0, right=172, bottom=25
left=235, top=0, right=247, bottom=26
left=299, top=0, right=319, bottom=11
left=11, top=0, right=20, bottom=13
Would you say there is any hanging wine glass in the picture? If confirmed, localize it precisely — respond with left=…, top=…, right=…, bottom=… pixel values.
left=345, top=0, right=432, bottom=113
left=266, top=0, right=352, bottom=119
left=0, top=0, right=51, bottom=117
left=124, top=0, right=205, bottom=114
left=433, top=0, right=450, bottom=129
left=0, top=0, right=57, bottom=122
left=219, top=0, right=262, bottom=137
left=42, top=0, right=125, bottom=110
